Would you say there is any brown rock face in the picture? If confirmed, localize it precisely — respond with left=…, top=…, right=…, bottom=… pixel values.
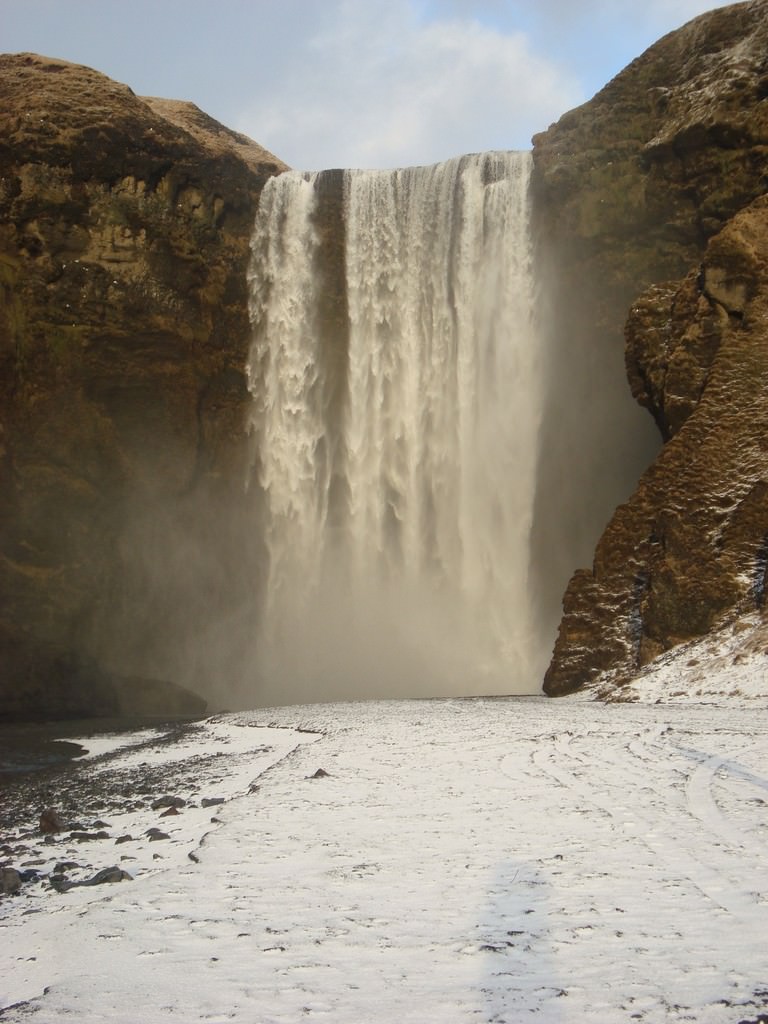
left=0, top=53, right=287, bottom=720
left=536, top=1, right=768, bottom=695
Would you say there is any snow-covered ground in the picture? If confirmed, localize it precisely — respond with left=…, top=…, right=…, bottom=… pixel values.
left=2, top=660, right=767, bottom=1023
left=591, top=611, right=768, bottom=707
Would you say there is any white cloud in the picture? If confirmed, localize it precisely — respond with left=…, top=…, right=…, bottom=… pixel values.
left=234, top=0, right=581, bottom=170
left=2, top=0, right=731, bottom=172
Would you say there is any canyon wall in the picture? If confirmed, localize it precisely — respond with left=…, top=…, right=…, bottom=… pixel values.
left=6, top=1, right=768, bottom=717
left=0, top=53, right=286, bottom=719
left=535, top=0, right=768, bottom=694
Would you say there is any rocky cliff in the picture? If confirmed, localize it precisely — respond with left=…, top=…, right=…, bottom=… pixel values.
left=7, top=5, right=768, bottom=716
left=535, top=0, right=768, bottom=695
left=0, top=53, right=287, bottom=720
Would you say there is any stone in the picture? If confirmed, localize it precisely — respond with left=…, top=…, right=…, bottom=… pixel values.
left=535, top=0, right=768, bottom=695
left=0, top=53, right=287, bottom=722
left=1, top=867, right=22, bottom=894
left=201, top=797, right=225, bottom=807
left=50, top=865, right=132, bottom=891
left=151, top=796, right=186, bottom=810
left=548, top=198, right=768, bottom=694
left=49, top=875, right=73, bottom=893
left=307, top=769, right=330, bottom=779
left=53, top=861, right=80, bottom=873
left=39, top=808, right=66, bottom=834
left=87, top=866, right=132, bottom=885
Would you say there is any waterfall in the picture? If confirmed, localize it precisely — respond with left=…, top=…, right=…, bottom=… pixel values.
left=247, top=151, right=543, bottom=705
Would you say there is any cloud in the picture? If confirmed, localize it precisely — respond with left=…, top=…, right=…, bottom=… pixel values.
left=3, top=0, right=731, bottom=173
left=234, top=0, right=581, bottom=170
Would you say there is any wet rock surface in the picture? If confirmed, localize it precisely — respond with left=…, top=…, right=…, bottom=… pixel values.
left=0, top=53, right=287, bottom=721
left=0, top=719, right=242, bottom=905
left=535, top=0, right=768, bottom=694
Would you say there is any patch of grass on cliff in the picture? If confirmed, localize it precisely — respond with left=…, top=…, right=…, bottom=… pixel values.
left=46, top=323, right=90, bottom=369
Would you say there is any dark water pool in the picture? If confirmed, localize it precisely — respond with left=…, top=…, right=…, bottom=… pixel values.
left=0, top=732, right=87, bottom=777
left=0, top=716, right=195, bottom=781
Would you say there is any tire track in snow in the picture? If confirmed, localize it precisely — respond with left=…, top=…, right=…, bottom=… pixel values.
left=627, top=731, right=767, bottom=868
left=529, top=730, right=767, bottom=925
left=680, top=745, right=767, bottom=854
left=628, top=732, right=768, bottom=917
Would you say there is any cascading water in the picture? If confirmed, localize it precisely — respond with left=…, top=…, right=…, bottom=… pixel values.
left=247, top=151, right=543, bottom=705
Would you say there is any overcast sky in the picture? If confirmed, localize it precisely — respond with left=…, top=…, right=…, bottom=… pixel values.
left=2, top=0, right=729, bottom=170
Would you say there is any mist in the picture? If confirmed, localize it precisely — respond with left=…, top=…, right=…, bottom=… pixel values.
left=86, top=149, right=659, bottom=712
left=237, top=153, right=547, bottom=708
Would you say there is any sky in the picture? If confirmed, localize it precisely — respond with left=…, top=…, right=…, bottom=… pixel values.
left=1, top=0, right=730, bottom=169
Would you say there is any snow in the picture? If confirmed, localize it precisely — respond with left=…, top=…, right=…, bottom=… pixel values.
left=2, top=684, right=767, bottom=1023
left=591, top=611, right=768, bottom=706
left=60, top=728, right=164, bottom=761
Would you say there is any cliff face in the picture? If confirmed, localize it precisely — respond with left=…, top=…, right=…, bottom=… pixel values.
left=8, top=8, right=768, bottom=716
left=0, top=53, right=287, bottom=720
left=535, top=0, right=768, bottom=694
